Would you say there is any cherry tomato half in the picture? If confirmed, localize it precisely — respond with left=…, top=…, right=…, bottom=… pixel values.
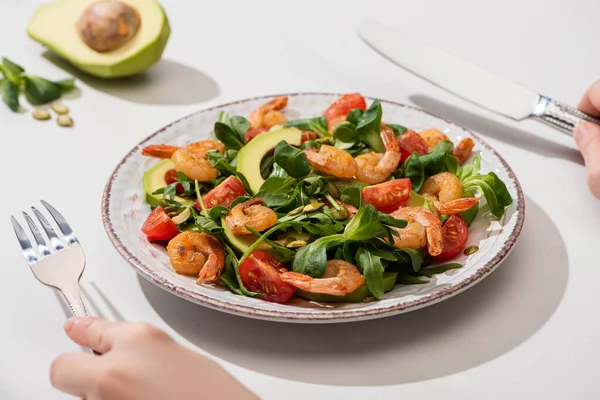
left=323, top=93, right=367, bottom=130
left=164, top=169, right=185, bottom=194
left=397, top=130, right=429, bottom=162
left=141, top=206, right=180, bottom=242
left=196, top=176, right=246, bottom=210
left=362, top=178, right=412, bottom=214
left=430, top=215, right=469, bottom=262
left=244, top=128, right=268, bottom=142
left=239, top=250, right=296, bottom=303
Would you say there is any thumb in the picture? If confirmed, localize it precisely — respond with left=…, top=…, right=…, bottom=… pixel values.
left=574, top=121, right=600, bottom=199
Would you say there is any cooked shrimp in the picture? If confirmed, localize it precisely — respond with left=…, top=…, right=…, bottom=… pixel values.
left=304, top=145, right=358, bottom=178
left=262, top=110, right=287, bottom=129
left=355, top=125, right=401, bottom=184
left=280, top=260, right=365, bottom=296
left=249, top=96, right=288, bottom=129
left=435, top=197, right=479, bottom=215
left=390, top=207, right=443, bottom=256
left=453, top=137, right=475, bottom=165
left=225, top=198, right=278, bottom=235
left=142, top=140, right=223, bottom=182
left=166, top=231, right=225, bottom=284
left=418, top=129, right=449, bottom=149
left=421, top=172, right=463, bottom=203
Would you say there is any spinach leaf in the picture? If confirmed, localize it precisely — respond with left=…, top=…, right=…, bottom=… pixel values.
left=273, top=140, right=311, bottom=178
left=457, top=155, right=481, bottom=181
left=2, top=58, right=24, bottom=85
left=54, top=78, right=76, bottom=93
left=23, top=75, right=62, bottom=105
left=260, top=154, right=274, bottom=179
left=333, top=121, right=358, bottom=149
left=229, top=116, right=250, bottom=140
left=300, top=175, right=329, bottom=197
left=356, top=247, right=385, bottom=299
left=292, top=235, right=344, bottom=277
left=214, top=121, right=245, bottom=150
left=397, top=274, right=429, bottom=285
left=356, top=100, right=384, bottom=152
left=256, top=176, right=296, bottom=208
left=344, top=204, right=387, bottom=241
left=418, top=151, right=459, bottom=176
left=269, top=163, right=289, bottom=178
left=285, top=116, right=329, bottom=137
left=2, top=80, right=19, bottom=112
left=377, top=212, right=407, bottom=229
left=245, top=226, right=296, bottom=263
left=396, top=153, right=425, bottom=192
left=462, top=171, right=512, bottom=219
left=346, top=108, right=364, bottom=126
left=340, top=186, right=362, bottom=208
left=387, top=123, right=408, bottom=137
left=191, top=207, right=223, bottom=234
left=430, top=140, right=454, bottom=154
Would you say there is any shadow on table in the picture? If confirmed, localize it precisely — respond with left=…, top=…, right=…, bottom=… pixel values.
left=139, top=197, right=568, bottom=386
left=409, top=94, right=583, bottom=165
left=42, top=52, right=220, bottom=106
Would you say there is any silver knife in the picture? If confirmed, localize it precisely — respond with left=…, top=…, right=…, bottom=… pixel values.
left=357, top=19, right=600, bottom=135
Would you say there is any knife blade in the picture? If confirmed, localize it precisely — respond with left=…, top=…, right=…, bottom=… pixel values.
left=357, top=19, right=600, bottom=135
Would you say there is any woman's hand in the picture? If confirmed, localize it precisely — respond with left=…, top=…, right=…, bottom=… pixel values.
left=50, top=317, right=257, bottom=400
left=575, top=81, right=600, bottom=199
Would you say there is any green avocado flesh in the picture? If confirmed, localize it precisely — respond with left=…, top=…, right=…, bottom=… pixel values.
left=27, top=0, right=170, bottom=78
left=295, top=272, right=398, bottom=303
left=221, top=216, right=270, bottom=255
left=237, top=127, right=303, bottom=194
left=143, top=159, right=192, bottom=207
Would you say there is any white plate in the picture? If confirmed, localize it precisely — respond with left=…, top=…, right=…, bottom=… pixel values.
left=101, top=93, right=525, bottom=323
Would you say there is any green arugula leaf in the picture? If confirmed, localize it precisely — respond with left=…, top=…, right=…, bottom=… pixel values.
left=418, top=151, right=459, bottom=176
left=214, top=121, right=245, bottom=150
left=417, top=263, right=462, bottom=277
left=457, top=155, right=481, bottom=181
left=344, top=204, right=387, bottom=241
left=273, top=140, right=311, bottom=178
left=23, top=75, right=62, bottom=105
left=206, top=149, right=237, bottom=176
left=291, top=235, right=344, bottom=277
left=229, top=116, right=250, bottom=141
left=2, top=79, right=19, bottom=112
left=54, top=78, right=76, bottom=93
left=285, top=116, right=330, bottom=137
left=340, top=186, right=362, bottom=208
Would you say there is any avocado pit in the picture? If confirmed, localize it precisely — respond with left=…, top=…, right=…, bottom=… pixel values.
left=77, top=0, right=141, bottom=52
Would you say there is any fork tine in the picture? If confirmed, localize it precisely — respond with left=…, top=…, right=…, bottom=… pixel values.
left=41, top=200, right=77, bottom=244
left=11, top=216, right=39, bottom=263
left=32, top=206, right=64, bottom=251
left=22, top=212, right=51, bottom=256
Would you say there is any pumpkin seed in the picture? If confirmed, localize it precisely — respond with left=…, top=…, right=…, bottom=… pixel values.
left=57, top=115, right=73, bottom=127
left=303, top=202, right=324, bottom=213
left=51, top=102, right=69, bottom=114
left=285, top=240, right=307, bottom=249
left=32, top=109, right=51, bottom=120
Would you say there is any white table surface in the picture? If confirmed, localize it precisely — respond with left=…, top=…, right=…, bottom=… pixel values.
left=2, top=0, right=600, bottom=399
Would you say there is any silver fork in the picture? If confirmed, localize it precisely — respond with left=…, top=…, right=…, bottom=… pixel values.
left=11, top=200, right=91, bottom=318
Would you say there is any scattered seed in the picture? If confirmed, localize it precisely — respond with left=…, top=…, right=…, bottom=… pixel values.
left=303, top=202, right=324, bottom=213
left=51, top=102, right=69, bottom=114
left=171, top=207, right=191, bottom=225
left=32, top=109, right=51, bottom=120
left=286, top=240, right=307, bottom=249
left=57, top=115, right=73, bottom=127
left=464, top=245, right=479, bottom=256
left=287, top=205, right=305, bottom=216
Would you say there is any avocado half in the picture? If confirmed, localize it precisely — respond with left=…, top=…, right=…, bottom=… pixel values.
left=27, top=0, right=170, bottom=78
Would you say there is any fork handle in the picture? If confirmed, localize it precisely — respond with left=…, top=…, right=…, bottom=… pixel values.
left=60, top=283, right=91, bottom=317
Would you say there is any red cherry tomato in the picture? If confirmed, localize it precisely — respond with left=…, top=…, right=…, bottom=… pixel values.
left=430, top=215, right=469, bottom=262
left=141, top=206, right=180, bottom=242
left=398, top=130, right=429, bottom=162
left=164, top=169, right=185, bottom=194
left=362, top=179, right=412, bottom=214
left=301, top=131, right=318, bottom=142
left=323, top=93, right=367, bottom=130
left=244, top=128, right=268, bottom=142
left=239, top=250, right=296, bottom=303
left=196, top=176, right=246, bottom=210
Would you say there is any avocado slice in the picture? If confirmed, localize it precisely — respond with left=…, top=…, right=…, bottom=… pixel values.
left=221, top=216, right=270, bottom=255
left=295, top=272, right=398, bottom=303
left=237, top=127, right=303, bottom=194
left=27, top=0, right=170, bottom=78
left=143, top=159, right=193, bottom=207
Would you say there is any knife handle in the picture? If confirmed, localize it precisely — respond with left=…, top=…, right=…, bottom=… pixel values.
left=531, top=95, right=600, bottom=135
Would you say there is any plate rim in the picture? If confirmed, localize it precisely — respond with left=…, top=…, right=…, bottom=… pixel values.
left=101, top=92, right=525, bottom=323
